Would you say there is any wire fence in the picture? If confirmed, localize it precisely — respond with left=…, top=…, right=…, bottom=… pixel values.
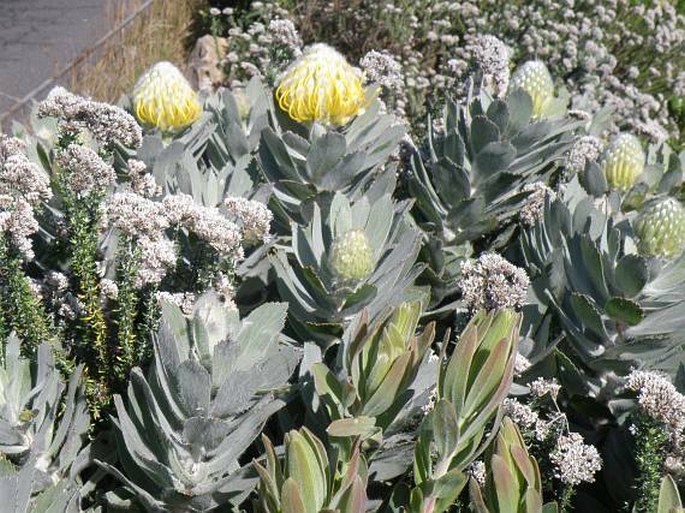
left=1, top=0, right=155, bottom=130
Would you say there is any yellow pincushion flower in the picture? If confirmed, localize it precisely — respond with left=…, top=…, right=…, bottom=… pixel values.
left=133, top=62, right=202, bottom=132
left=275, top=44, right=366, bottom=126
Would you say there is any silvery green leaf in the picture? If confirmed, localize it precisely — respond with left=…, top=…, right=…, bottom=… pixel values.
left=307, top=132, right=347, bottom=184
left=486, top=99, right=510, bottom=133
left=581, top=162, right=608, bottom=197
left=505, top=89, right=533, bottom=134
left=470, top=116, right=500, bottom=154
left=191, top=291, right=233, bottom=367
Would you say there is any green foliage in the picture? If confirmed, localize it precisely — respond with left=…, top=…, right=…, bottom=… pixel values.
left=113, top=237, right=145, bottom=381
left=411, top=310, right=521, bottom=513
left=407, top=84, right=580, bottom=305
left=469, top=418, right=556, bottom=513
left=100, top=292, right=301, bottom=511
left=631, top=414, right=671, bottom=513
left=4, top=27, right=685, bottom=511
left=0, top=335, right=91, bottom=512
left=255, top=429, right=368, bottom=513
left=310, top=301, right=437, bottom=482
left=259, top=96, right=404, bottom=221
left=521, top=179, right=685, bottom=378
left=271, top=191, right=423, bottom=346
left=0, top=238, right=51, bottom=355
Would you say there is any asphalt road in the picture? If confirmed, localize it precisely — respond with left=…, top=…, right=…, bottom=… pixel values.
left=0, top=0, right=110, bottom=127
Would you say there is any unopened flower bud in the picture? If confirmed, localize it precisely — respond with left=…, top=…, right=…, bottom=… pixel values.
left=328, top=229, right=374, bottom=283
left=601, top=133, right=644, bottom=190
left=634, top=197, right=685, bottom=258
left=509, top=60, right=554, bottom=119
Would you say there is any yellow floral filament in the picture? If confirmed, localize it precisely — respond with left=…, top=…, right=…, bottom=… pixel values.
left=133, top=62, right=202, bottom=132
left=276, top=44, right=366, bottom=126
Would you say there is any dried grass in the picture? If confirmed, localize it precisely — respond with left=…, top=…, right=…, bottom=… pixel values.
left=69, top=0, right=204, bottom=103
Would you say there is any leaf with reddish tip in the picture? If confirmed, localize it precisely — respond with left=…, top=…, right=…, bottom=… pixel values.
left=492, top=454, right=518, bottom=513
left=282, top=478, right=307, bottom=513
left=327, top=416, right=378, bottom=439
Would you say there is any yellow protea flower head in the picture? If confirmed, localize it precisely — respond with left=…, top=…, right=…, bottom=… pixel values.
left=275, top=44, right=366, bottom=126
left=601, top=133, right=645, bottom=190
left=133, top=61, right=202, bottom=132
left=509, top=60, right=554, bottom=119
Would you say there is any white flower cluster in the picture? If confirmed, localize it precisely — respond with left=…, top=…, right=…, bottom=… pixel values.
left=39, top=270, right=77, bottom=320
left=529, top=377, right=562, bottom=401
left=626, top=370, right=685, bottom=449
left=450, top=0, right=684, bottom=140
left=100, top=278, right=119, bottom=300
left=0, top=136, right=52, bottom=259
left=0, top=136, right=51, bottom=205
left=467, top=460, right=486, bottom=487
left=136, top=236, right=178, bottom=287
left=281, top=0, right=684, bottom=140
left=519, top=182, right=556, bottom=227
left=514, top=353, right=532, bottom=376
left=56, top=144, right=116, bottom=197
left=223, top=196, right=273, bottom=244
left=549, top=432, right=603, bottom=486
left=0, top=197, right=38, bottom=259
left=127, top=159, right=161, bottom=198
left=267, top=19, right=303, bottom=56
left=46, top=271, right=69, bottom=292
left=103, top=192, right=175, bottom=286
left=459, top=253, right=530, bottom=311
left=214, top=272, right=238, bottom=312
left=38, top=86, right=142, bottom=148
left=155, top=291, right=197, bottom=315
left=163, top=193, right=243, bottom=259
left=470, top=34, right=512, bottom=97
left=566, top=135, right=603, bottom=175
left=503, top=398, right=553, bottom=441
left=211, top=3, right=303, bottom=87
left=360, top=50, right=407, bottom=117
left=502, top=398, right=539, bottom=430
left=504, top=394, right=602, bottom=487
left=104, top=192, right=170, bottom=238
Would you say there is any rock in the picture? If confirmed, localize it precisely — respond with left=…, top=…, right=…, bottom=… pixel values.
left=187, top=34, right=228, bottom=92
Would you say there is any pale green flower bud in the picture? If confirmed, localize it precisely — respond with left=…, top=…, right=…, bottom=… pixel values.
left=328, top=229, right=374, bottom=283
left=634, top=197, right=685, bottom=258
left=509, top=60, right=554, bottom=119
left=601, top=133, right=645, bottom=190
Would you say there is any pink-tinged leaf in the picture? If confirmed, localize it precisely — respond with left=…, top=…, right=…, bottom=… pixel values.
left=510, top=446, right=538, bottom=486
left=469, top=476, right=491, bottom=513
left=327, top=416, right=378, bottom=439
left=282, top=478, right=307, bottom=513
left=432, top=399, right=459, bottom=460
left=463, top=338, right=513, bottom=418
left=492, top=454, right=519, bottom=513
left=337, top=475, right=368, bottom=513
left=524, top=488, right=543, bottom=513
left=442, top=324, right=479, bottom=409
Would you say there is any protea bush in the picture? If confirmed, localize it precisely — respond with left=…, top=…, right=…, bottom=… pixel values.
left=1, top=11, right=685, bottom=512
